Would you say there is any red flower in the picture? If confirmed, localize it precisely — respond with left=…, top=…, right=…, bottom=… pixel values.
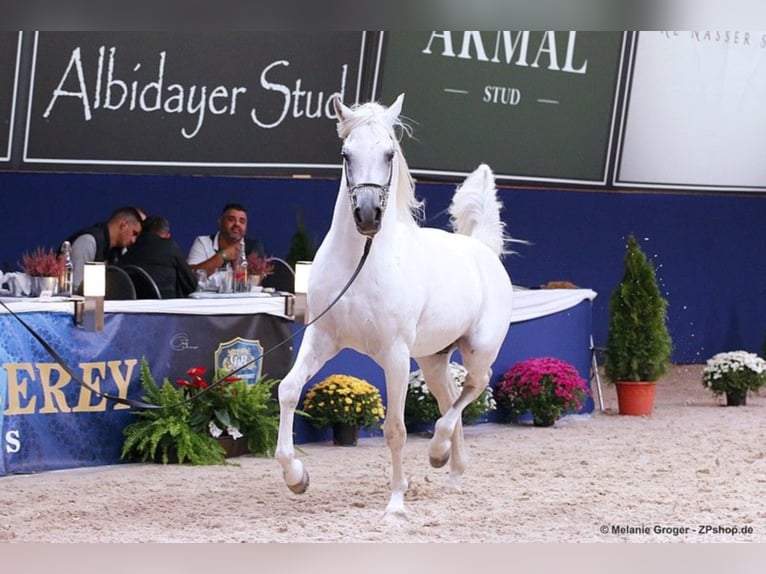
left=496, top=357, right=589, bottom=423
left=187, top=367, right=206, bottom=378
left=191, top=377, right=208, bottom=390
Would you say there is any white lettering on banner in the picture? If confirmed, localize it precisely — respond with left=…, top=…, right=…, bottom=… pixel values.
left=422, top=31, right=588, bottom=75
left=662, top=31, right=766, bottom=50
left=483, top=86, right=521, bottom=105
left=42, top=46, right=348, bottom=139
left=250, top=61, right=348, bottom=128
left=4, top=430, right=20, bottom=453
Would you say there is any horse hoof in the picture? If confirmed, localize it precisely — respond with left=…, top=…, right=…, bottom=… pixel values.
left=286, top=469, right=310, bottom=494
left=429, top=453, right=450, bottom=469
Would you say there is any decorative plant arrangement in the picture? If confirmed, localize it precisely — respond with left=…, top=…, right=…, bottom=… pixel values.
left=285, top=211, right=316, bottom=268
left=405, top=362, right=496, bottom=431
left=121, top=359, right=280, bottom=465
left=702, top=350, right=766, bottom=406
left=20, top=247, right=64, bottom=277
left=495, top=357, right=589, bottom=427
left=604, top=234, right=673, bottom=415
left=246, top=253, right=274, bottom=279
left=175, top=366, right=280, bottom=454
left=301, top=374, right=385, bottom=445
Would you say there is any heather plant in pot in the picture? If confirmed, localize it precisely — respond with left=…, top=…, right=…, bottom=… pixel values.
left=20, top=246, right=65, bottom=296
left=604, top=235, right=672, bottom=415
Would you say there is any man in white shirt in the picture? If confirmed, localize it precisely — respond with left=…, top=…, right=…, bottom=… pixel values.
left=187, top=203, right=265, bottom=277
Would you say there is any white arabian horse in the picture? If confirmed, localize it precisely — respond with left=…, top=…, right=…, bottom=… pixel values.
left=275, top=93, right=515, bottom=517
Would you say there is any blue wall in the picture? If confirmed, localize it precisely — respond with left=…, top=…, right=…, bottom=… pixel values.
left=1, top=171, right=764, bottom=363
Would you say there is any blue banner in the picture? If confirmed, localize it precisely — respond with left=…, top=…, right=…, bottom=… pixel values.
left=1, top=310, right=291, bottom=475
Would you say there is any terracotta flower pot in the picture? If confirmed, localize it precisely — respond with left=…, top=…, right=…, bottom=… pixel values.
left=615, top=381, right=656, bottom=415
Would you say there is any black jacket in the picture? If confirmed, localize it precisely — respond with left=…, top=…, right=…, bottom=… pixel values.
left=64, top=222, right=121, bottom=263
left=120, top=233, right=197, bottom=298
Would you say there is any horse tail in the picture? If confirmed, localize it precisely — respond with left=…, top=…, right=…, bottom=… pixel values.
left=448, top=163, right=524, bottom=256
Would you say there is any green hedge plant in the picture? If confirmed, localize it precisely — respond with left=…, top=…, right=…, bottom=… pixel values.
left=604, top=235, right=673, bottom=382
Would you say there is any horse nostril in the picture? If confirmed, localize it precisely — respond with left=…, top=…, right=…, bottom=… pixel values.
left=353, top=208, right=363, bottom=225
left=374, top=208, right=382, bottom=225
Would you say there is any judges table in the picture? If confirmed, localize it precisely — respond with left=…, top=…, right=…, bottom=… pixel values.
left=1, top=288, right=596, bottom=476
left=0, top=295, right=293, bottom=477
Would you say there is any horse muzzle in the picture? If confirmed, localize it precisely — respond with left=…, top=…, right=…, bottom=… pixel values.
left=350, top=185, right=386, bottom=237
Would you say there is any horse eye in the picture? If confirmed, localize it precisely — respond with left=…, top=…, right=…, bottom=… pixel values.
left=340, top=150, right=349, bottom=161
left=385, top=150, right=395, bottom=162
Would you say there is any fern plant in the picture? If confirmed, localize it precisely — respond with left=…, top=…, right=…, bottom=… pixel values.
left=121, top=358, right=226, bottom=465
left=219, top=377, right=280, bottom=456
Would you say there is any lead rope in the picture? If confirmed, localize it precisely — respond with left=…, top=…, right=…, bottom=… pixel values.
left=0, top=237, right=373, bottom=410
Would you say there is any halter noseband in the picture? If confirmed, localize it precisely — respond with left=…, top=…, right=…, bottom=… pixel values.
left=343, top=151, right=394, bottom=219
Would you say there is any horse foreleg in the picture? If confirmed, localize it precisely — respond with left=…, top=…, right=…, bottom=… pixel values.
left=379, top=348, right=412, bottom=518
left=275, top=327, right=338, bottom=494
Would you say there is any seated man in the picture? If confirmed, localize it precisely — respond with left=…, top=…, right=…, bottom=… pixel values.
left=120, top=215, right=197, bottom=299
left=187, top=202, right=265, bottom=277
left=64, top=206, right=143, bottom=292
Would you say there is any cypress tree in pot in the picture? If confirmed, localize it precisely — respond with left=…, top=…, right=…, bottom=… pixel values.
left=604, top=235, right=673, bottom=415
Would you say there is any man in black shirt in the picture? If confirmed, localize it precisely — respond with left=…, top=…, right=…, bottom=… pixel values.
left=65, top=206, right=143, bottom=292
left=120, top=216, right=197, bottom=299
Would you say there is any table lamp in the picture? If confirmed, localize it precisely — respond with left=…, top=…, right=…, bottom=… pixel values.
left=81, top=261, right=106, bottom=331
left=294, top=261, right=312, bottom=324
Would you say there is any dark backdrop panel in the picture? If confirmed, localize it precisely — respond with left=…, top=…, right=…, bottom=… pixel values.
left=22, top=32, right=366, bottom=174
left=0, top=32, right=21, bottom=162
left=377, top=31, right=625, bottom=184
left=1, top=171, right=764, bottom=365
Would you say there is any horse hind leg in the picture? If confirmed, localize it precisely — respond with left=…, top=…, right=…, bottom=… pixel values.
left=428, top=359, right=492, bottom=483
left=415, top=355, right=467, bottom=487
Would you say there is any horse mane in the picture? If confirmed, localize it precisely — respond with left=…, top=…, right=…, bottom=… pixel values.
left=337, top=102, right=423, bottom=227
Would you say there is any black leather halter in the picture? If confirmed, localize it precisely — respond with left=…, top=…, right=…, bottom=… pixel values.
left=343, top=152, right=394, bottom=219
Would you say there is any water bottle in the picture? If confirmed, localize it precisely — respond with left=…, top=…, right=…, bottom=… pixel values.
left=59, top=241, right=74, bottom=296
left=234, top=238, right=248, bottom=292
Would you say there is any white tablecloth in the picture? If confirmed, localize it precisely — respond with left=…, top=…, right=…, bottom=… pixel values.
left=1, top=289, right=595, bottom=323
left=0, top=294, right=291, bottom=319
left=510, top=288, right=597, bottom=323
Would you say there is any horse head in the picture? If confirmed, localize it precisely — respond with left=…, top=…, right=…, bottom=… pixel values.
left=333, top=94, right=405, bottom=237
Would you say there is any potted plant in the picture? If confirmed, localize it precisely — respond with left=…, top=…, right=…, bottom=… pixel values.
left=405, top=362, right=496, bottom=434
left=604, top=234, right=673, bottom=415
left=301, top=374, right=385, bottom=446
left=121, top=359, right=280, bottom=464
left=20, top=246, right=64, bottom=296
left=702, top=350, right=766, bottom=406
left=285, top=211, right=316, bottom=269
left=495, top=357, right=589, bottom=427
left=176, top=366, right=280, bottom=456
left=246, top=253, right=274, bottom=286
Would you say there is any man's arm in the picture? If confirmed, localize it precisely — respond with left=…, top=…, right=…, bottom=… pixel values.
left=187, top=235, right=236, bottom=277
left=70, top=234, right=97, bottom=293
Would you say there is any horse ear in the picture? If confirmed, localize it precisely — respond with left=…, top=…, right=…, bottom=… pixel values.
left=333, top=94, right=352, bottom=121
left=385, top=93, right=405, bottom=123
